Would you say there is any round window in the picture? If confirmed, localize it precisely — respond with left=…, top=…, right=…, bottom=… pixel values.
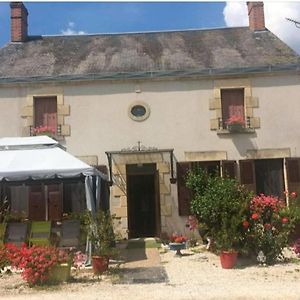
left=131, top=105, right=146, bottom=117
left=128, top=102, right=150, bottom=122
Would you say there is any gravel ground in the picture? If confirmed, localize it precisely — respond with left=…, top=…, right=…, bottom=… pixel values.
left=1, top=247, right=300, bottom=300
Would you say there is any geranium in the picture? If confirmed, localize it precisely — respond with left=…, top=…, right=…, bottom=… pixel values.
left=33, top=125, right=56, bottom=136
left=282, top=217, right=289, bottom=224
left=170, top=233, right=187, bottom=244
left=226, top=115, right=245, bottom=126
left=6, top=244, right=70, bottom=286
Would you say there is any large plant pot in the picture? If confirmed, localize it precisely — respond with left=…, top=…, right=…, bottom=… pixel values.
left=92, top=256, right=109, bottom=275
left=48, top=263, right=71, bottom=283
left=220, top=251, right=238, bottom=269
left=169, top=242, right=186, bottom=256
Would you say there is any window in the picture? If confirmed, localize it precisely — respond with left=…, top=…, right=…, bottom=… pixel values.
left=34, top=96, right=57, bottom=133
left=221, top=88, right=245, bottom=130
left=128, top=101, right=150, bottom=122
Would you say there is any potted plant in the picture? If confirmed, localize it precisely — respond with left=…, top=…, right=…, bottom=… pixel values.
left=186, top=168, right=252, bottom=268
left=226, top=115, right=245, bottom=132
left=84, top=210, right=116, bottom=275
left=169, top=233, right=187, bottom=256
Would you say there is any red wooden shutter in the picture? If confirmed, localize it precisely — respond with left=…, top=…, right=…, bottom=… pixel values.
left=29, top=185, right=45, bottom=221
left=34, top=97, right=57, bottom=131
left=239, top=160, right=256, bottom=193
left=177, top=162, right=191, bottom=216
left=286, top=158, right=300, bottom=195
left=221, top=160, right=237, bottom=179
left=221, top=89, right=244, bottom=125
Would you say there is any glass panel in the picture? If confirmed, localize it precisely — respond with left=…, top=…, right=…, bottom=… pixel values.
left=131, top=105, right=146, bottom=117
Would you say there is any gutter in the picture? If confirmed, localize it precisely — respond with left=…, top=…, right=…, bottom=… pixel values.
left=0, top=63, right=299, bottom=85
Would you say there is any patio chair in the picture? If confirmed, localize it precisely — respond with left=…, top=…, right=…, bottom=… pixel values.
left=5, top=222, right=28, bottom=247
left=29, top=221, right=51, bottom=247
left=0, top=223, right=7, bottom=247
left=59, top=219, right=80, bottom=248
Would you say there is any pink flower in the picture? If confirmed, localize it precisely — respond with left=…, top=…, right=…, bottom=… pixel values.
left=290, top=192, right=297, bottom=199
left=282, top=217, right=289, bottom=224
left=251, top=213, right=260, bottom=220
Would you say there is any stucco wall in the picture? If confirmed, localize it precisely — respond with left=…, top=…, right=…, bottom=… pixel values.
left=0, top=73, right=299, bottom=236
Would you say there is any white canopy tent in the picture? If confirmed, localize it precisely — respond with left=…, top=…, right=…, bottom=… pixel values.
left=0, top=136, right=108, bottom=213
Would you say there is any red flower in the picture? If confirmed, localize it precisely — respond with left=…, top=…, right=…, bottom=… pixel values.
left=264, top=223, right=272, bottom=230
left=282, top=217, right=289, bottom=224
left=290, top=192, right=297, bottom=199
left=251, top=213, right=260, bottom=220
left=242, top=220, right=250, bottom=229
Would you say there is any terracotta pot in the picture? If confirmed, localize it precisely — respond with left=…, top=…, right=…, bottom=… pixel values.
left=92, top=256, right=109, bottom=274
left=220, top=250, right=238, bottom=269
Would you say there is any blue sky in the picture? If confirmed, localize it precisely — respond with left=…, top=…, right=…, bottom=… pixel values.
left=0, top=2, right=299, bottom=53
left=0, top=2, right=226, bottom=47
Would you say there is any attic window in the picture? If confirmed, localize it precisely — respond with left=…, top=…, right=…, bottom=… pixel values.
left=128, top=102, right=150, bottom=122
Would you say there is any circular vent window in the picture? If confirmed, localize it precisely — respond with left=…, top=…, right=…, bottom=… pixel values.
left=128, top=102, right=150, bottom=121
left=131, top=105, right=146, bottom=117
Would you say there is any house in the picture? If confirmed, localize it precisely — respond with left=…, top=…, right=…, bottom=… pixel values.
left=0, top=2, right=299, bottom=239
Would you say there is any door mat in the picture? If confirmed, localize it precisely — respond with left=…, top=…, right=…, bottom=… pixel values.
left=117, top=266, right=168, bottom=284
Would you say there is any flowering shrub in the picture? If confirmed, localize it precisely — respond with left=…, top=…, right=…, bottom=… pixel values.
left=293, top=238, right=300, bottom=257
left=73, top=251, right=87, bottom=270
left=226, top=115, right=245, bottom=126
left=0, top=246, right=9, bottom=271
left=33, top=125, right=56, bottom=136
left=243, top=193, right=297, bottom=264
left=6, top=244, right=69, bottom=286
left=170, top=233, right=187, bottom=243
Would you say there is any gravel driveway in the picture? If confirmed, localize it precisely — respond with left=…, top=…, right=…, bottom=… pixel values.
left=1, top=246, right=300, bottom=300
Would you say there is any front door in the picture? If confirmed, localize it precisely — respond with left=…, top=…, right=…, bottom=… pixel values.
left=127, top=164, right=160, bottom=238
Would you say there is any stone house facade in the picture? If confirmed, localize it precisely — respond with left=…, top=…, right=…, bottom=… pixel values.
left=0, top=2, right=300, bottom=238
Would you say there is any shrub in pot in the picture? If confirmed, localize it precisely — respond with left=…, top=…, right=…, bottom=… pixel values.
left=186, top=168, right=252, bottom=268
left=84, top=210, right=117, bottom=274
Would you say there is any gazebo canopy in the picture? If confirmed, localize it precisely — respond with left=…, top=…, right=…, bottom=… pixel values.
left=0, top=136, right=103, bottom=181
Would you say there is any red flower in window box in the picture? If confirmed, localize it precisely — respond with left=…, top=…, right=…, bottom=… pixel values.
left=226, top=115, right=245, bottom=126
left=33, top=125, right=56, bottom=137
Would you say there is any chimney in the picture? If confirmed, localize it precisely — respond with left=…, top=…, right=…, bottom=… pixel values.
left=10, top=2, right=28, bottom=42
left=247, top=2, right=265, bottom=31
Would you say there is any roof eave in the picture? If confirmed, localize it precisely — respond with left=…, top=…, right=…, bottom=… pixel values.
left=0, top=63, right=299, bottom=85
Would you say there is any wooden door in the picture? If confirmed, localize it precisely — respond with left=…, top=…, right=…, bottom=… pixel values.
left=29, top=185, right=45, bottom=221
left=239, top=160, right=256, bottom=193
left=47, top=184, right=62, bottom=221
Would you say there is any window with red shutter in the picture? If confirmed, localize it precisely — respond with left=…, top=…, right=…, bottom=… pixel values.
left=34, top=97, right=57, bottom=133
left=221, top=88, right=245, bottom=129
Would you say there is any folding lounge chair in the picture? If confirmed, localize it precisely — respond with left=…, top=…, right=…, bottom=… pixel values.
left=5, top=222, right=28, bottom=247
left=29, top=221, right=51, bottom=247
left=59, top=219, right=80, bottom=248
left=0, top=223, right=7, bottom=247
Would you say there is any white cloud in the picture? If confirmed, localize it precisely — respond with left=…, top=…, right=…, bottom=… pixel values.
left=223, top=2, right=300, bottom=54
left=61, top=21, right=86, bottom=36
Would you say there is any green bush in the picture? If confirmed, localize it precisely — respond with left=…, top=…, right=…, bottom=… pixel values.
left=186, top=168, right=252, bottom=251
